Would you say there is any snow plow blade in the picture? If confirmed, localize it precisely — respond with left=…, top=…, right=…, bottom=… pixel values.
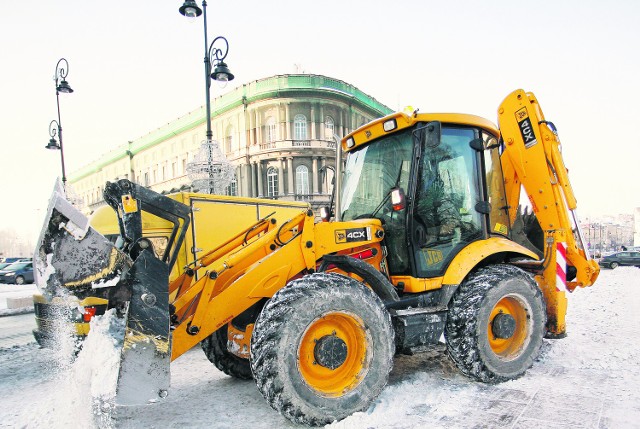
left=34, top=180, right=176, bottom=406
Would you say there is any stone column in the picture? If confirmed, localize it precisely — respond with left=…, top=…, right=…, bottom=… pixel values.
left=310, top=104, right=316, bottom=141
left=277, top=103, right=283, bottom=142
left=251, top=162, right=257, bottom=197
left=278, top=158, right=285, bottom=197
left=285, top=104, right=291, bottom=140
left=248, top=109, right=254, bottom=146
left=235, top=164, right=242, bottom=196
left=312, top=157, right=319, bottom=194
left=287, top=157, right=294, bottom=196
left=255, top=110, right=262, bottom=146
left=256, top=161, right=264, bottom=198
left=320, top=157, right=327, bottom=194
left=319, top=105, right=325, bottom=140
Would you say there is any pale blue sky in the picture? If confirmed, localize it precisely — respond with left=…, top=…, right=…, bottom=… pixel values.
left=1, top=0, right=639, bottom=241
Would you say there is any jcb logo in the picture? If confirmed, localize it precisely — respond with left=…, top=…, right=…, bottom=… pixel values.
left=425, top=249, right=444, bottom=266
left=335, top=227, right=370, bottom=244
left=515, top=107, right=538, bottom=148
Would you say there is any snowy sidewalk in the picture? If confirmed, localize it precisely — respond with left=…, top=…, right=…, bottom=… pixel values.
left=0, top=283, right=37, bottom=317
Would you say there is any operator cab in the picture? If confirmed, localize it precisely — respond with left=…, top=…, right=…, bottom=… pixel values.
left=340, top=113, right=510, bottom=278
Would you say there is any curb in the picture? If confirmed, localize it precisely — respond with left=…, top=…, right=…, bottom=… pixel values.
left=0, top=307, right=35, bottom=317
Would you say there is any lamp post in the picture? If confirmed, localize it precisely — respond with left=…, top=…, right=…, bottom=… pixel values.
left=46, top=58, right=73, bottom=187
left=179, top=1, right=235, bottom=194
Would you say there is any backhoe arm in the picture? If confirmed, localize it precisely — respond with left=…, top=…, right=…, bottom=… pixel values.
left=498, top=90, right=599, bottom=335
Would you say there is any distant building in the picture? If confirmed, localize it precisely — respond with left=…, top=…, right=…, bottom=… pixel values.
left=582, top=213, right=636, bottom=253
left=69, top=74, right=392, bottom=213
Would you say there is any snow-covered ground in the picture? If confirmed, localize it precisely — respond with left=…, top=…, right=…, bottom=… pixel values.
left=0, top=283, right=37, bottom=314
left=1, top=267, right=639, bottom=428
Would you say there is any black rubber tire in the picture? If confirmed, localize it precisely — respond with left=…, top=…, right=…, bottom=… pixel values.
left=250, top=272, right=394, bottom=426
left=15, top=276, right=25, bottom=285
left=610, top=262, right=619, bottom=269
left=201, top=323, right=252, bottom=380
left=445, top=264, right=546, bottom=383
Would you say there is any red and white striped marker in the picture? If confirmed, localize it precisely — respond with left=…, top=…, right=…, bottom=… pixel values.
left=556, top=242, right=568, bottom=292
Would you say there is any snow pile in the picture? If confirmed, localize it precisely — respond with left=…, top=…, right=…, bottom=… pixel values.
left=6, top=309, right=125, bottom=428
left=74, top=309, right=125, bottom=409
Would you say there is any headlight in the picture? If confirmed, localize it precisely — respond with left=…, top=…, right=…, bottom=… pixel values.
left=5, top=272, right=15, bottom=277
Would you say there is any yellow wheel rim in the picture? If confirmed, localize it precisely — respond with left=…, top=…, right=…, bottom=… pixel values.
left=298, top=312, right=369, bottom=397
left=487, top=295, right=530, bottom=359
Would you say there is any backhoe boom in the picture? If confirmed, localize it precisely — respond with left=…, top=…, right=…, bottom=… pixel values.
left=498, top=89, right=599, bottom=334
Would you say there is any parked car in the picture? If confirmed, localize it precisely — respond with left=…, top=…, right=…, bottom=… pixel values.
left=598, top=251, right=640, bottom=269
left=0, top=261, right=34, bottom=284
left=0, top=257, right=31, bottom=264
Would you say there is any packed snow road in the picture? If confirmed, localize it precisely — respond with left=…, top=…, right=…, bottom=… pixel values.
left=0, top=268, right=638, bottom=428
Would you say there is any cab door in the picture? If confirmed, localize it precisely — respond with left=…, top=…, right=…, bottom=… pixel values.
left=409, top=124, right=484, bottom=278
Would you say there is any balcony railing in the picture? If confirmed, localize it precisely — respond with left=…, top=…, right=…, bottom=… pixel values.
left=255, top=139, right=338, bottom=153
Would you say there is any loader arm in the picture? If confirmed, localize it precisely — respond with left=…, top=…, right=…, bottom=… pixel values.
left=498, top=89, right=600, bottom=335
left=103, top=179, right=191, bottom=270
left=36, top=177, right=388, bottom=406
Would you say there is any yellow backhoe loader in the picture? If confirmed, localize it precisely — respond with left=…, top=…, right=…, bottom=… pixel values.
left=34, top=89, right=599, bottom=426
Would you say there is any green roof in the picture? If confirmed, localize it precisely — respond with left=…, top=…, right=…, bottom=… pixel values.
left=69, top=74, right=392, bottom=182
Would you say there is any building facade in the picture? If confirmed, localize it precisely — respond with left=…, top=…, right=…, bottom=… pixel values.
left=69, top=74, right=392, bottom=213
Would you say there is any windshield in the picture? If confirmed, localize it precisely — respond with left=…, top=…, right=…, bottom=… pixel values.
left=340, top=129, right=414, bottom=221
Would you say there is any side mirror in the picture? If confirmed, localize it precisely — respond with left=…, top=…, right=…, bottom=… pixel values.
left=391, top=188, right=406, bottom=211
left=320, top=206, right=332, bottom=222
left=425, top=121, right=441, bottom=148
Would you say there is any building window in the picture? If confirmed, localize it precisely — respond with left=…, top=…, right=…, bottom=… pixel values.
left=225, top=125, right=234, bottom=154
left=266, top=117, right=277, bottom=142
left=296, top=165, right=309, bottom=195
left=226, top=174, right=237, bottom=196
left=267, top=167, right=278, bottom=197
left=144, top=172, right=149, bottom=186
left=325, top=116, right=334, bottom=139
left=294, top=114, right=307, bottom=140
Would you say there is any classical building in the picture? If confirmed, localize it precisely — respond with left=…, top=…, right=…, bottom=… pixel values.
left=69, top=74, right=392, bottom=213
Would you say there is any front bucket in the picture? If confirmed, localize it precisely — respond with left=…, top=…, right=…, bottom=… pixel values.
left=35, top=181, right=172, bottom=407
left=34, top=181, right=131, bottom=301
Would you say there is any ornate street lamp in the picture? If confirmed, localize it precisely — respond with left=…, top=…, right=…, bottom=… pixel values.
left=46, top=120, right=61, bottom=150
left=46, top=58, right=73, bottom=187
left=179, top=1, right=235, bottom=194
